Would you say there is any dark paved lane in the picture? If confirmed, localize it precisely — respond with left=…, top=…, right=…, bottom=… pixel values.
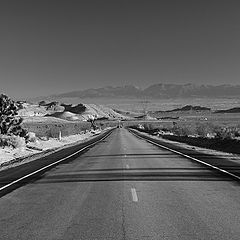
left=0, top=128, right=240, bottom=239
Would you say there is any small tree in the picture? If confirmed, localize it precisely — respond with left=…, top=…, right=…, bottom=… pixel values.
left=87, top=115, right=97, bottom=130
left=0, top=94, right=27, bottom=137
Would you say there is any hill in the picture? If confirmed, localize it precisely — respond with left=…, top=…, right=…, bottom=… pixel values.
left=51, top=85, right=141, bottom=99
left=18, top=102, right=128, bottom=122
left=165, top=105, right=211, bottom=112
left=214, top=107, right=240, bottom=114
left=142, top=83, right=240, bottom=98
left=30, top=83, right=240, bottom=101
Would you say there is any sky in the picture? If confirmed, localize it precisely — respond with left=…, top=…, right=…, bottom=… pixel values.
left=0, top=0, right=240, bottom=98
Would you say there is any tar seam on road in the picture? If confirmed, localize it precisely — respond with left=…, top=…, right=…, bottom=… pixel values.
left=0, top=130, right=113, bottom=193
left=131, top=188, right=138, bottom=202
left=129, top=129, right=240, bottom=181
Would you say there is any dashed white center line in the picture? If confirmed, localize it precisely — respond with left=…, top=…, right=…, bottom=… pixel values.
left=131, top=188, right=138, bottom=202
left=126, top=164, right=130, bottom=169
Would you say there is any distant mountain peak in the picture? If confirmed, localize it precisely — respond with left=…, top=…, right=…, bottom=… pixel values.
left=31, top=83, right=240, bottom=101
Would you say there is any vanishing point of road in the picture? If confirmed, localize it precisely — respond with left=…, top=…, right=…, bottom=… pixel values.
left=0, top=128, right=240, bottom=240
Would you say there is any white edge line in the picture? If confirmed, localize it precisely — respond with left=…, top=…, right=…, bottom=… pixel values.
left=131, top=188, right=138, bottom=202
left=129, top=129, right=240, bottom=181
left=0, top=130, right=113, bottom=192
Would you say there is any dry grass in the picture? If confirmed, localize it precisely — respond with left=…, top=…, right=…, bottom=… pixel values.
left=129, top=118, right=240, bottom=155
left=23, top=119, right=118, bottom=138
left=23, top=121, right=91, bottom=138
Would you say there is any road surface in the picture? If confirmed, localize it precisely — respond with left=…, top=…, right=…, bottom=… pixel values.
left=0, top=128, right=240, bottom=240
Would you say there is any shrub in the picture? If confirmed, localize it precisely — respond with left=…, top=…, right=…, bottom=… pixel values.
left=0, top=135, right=26, bottom=148
left=194, top=122, right=215, bottom=137
left=172, top=125, right=193, bottom=136
left=0, top=135, right=9, bottom=147
left=234, top=129, right=240, bottom=137
left=143, top=123, right=155, bottom=131
left=8, top=135, right=26, bottom=148
left=208, top=125, right=239, bottom=140
left=27, top=132, right=37, bottom=142
left=195, top=123, right=207, bottom=137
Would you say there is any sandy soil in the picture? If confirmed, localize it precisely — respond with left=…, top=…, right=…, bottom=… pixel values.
left=0, top=130, right=102, bottom=169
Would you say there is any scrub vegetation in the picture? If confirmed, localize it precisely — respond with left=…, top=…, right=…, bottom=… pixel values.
left=130, top=121, right=240, bottom=154
left=0, top=94, right=28, bottom=148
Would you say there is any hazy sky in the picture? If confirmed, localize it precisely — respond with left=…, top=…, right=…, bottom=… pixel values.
left=0, top=0, right=240, bottom=98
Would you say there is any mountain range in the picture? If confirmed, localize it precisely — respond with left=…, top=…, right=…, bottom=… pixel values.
left=37, top=83, right=240, bottom=100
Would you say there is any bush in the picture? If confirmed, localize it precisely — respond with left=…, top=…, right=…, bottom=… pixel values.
left=234, top=130, right=240, bottom=137
left=0, top=135, right=9, bottom=147
left=212, top=126, right=232, bottom=139
left=195, top=123, right=207, bottom=137
left=0, top=135, right=26, bottom=148
left=143, top=123, right=154, bottom=131
left=8, top=135, right=26, bottom=148
left=171, top=125, right=193, bottom=136
left=27, top=132, right=37, bottom=142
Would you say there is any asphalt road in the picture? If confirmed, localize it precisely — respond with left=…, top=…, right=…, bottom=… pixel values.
left=0, top=128, right=240, bottom=240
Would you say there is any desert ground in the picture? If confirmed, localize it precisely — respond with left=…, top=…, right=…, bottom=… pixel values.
left=1, top=96, right=239, bottom=168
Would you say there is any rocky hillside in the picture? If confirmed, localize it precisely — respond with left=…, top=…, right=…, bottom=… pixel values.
left=18, top=102, right=127, bottom=121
